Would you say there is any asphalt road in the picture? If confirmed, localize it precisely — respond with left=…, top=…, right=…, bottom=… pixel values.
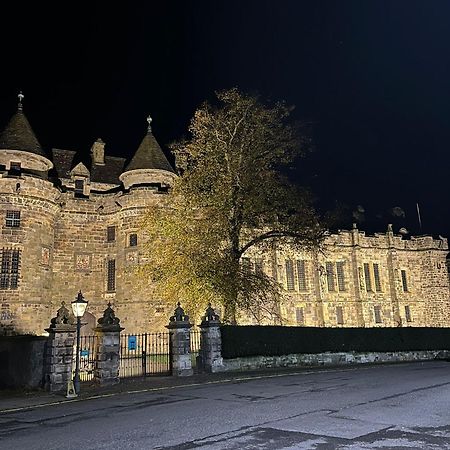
left=0, top=361, right=449, bottom=449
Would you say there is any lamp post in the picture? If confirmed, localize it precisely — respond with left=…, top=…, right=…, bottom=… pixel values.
left=71, top=291, right=88, bottom=395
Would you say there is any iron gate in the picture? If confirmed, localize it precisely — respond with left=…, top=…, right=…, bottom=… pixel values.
left=76, top=329, right=202, bottom=380
left=190, top=328, right=201, bottom=372
left=120, top=332, right=171, bottom=377
left=76, top=335, right=97, bottom=381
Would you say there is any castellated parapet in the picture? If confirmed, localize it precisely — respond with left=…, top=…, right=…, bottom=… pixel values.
left=0, top=102, right=448, bottom=335
left=241, top=226, right=450, bottom=329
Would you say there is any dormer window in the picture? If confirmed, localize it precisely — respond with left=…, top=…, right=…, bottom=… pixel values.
left=9, top=162, right=21, bottom=176
left=74, top=179, right=85, bottom=198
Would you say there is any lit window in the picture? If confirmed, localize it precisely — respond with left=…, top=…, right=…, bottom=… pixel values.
left=107, top=226, right=116, bottom=242
left=401, top=270, right=408, bottom=292
left=285, top=260, right=295, bottom=291
left=295, top=307, right=304, bottom=325
left=336, top=261, right=346, bottom=291
left=405, top=305, right=412, bottom=322
left=0, top=248, right=20, bottom=290
left=107, top=259, right=116, bottom=292
left=374, top=305, right=382, bottom=323
left=373, top=263, right=382, bottom=292
left=241, top=257, right=251, bottom=270
left=364, top=263, right=372, bottom=292
left=129, top=233, right=138, bottom=247
left=5, top=210, right=20, bottom=228
left=336, top=306, right=344, bottom=325
left=296, top=260, right=307, bottom=291
left=326, top=262, right=335, bottom=292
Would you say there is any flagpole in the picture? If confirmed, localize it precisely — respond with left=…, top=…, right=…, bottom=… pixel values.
left=416, top=203, right=422, bottom=231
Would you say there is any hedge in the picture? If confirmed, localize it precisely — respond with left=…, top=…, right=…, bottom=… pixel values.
left=220, top=326, right=450, bottom=359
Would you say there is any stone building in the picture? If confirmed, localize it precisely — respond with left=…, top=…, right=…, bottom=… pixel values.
left=0, top=98, right=449, bottom=335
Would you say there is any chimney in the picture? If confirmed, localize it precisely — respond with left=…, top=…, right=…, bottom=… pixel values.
left=91, top=138, right=105, bottom=165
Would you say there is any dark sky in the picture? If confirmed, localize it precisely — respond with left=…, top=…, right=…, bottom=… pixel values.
left=1, top=1, right=450, bottom=238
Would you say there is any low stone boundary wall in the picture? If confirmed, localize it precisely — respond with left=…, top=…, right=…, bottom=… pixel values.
left=0, top=336, right=47, bottom=388
left=217, top=350, right=450, bottom=372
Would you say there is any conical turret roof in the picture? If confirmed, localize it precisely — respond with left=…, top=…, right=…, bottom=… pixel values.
left=125, top=117, right=174, bottom=173
left=0, top=106, right=45, bottom=157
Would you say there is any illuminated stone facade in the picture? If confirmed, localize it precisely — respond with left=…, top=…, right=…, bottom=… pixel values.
left=242, top=228, right=450, bottom=328
left=0, top=104, right=449, bottom=335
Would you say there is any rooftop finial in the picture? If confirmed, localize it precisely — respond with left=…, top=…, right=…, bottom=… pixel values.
left=147, top=115, right=152, bottom=133
left=18, top=91, right=24, bottom=111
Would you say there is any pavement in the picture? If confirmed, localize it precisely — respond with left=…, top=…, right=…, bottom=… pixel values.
left=0, top=361, right=449, bottom=449
left=0, top=366, right=336, bottom=412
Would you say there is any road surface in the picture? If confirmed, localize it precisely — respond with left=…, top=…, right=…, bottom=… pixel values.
left=0, top=361, right=449, bottom=449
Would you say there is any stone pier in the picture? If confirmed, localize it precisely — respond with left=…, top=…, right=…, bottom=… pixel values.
left=44, top=302, right=76, bottom=393
left=166, top=303, right=193, bottom=377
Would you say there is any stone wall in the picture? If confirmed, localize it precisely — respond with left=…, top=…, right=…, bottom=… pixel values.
left=240, top=227, right=450, bottom=329
left=0, top=170, right=448, bottom=336
left=217, top=350, right=450, bottom=372
left=0, top=335, right=47, bottom=388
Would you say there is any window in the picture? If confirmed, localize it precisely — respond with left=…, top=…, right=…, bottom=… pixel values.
left=9, top=162, right=21, bottom=175
left=0, top=248, right=20, bottom=289
left=336, top=306, right=344, bottom=325
left=373, top=263, right=382, bottom=292
left=401, top=270, right=408, bottom=292
left=405, top=305, right=412, bottom=322
left=326, top=262, right=335, bottom=292
left=254, top=258, right=263, bottom=273
left=364, top=263, right=372, bottom=292
left=285, top=260, right=295, bottom=291
left=336, top=261, right=346, bottom=291
left=107, top=259, right=116, bottom=292
left=241, top=257, right=251, bottom=270
left=107, top=226, right=116, bottom=242
left=295, top=307, right=304, bottom=325
left=296, top=260, right=307, bottom=291
left=129, top=233, right=138, bottom=247
left=5, top=210, right=20, bottom=228
left=74, top=179, right=85, bottom=198
left=374, top=305, right=382, bottom=323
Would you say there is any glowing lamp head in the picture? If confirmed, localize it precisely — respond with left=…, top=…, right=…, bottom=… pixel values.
left=71, top=291, right=88, bottom=318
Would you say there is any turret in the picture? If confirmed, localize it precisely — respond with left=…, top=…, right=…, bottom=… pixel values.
left=0, top=92, right=53, bottom=176
left=119, top=116, right=176, bottom=190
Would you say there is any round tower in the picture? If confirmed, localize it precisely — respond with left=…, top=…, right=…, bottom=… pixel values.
left=115, top=116, right=177, bottom=331
left=119, top=115, right=176, bottom=190
left=0, top=94, right=59, bottom=335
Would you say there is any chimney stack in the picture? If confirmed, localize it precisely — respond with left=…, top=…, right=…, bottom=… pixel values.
left=91, top=138, right=105, bottom=165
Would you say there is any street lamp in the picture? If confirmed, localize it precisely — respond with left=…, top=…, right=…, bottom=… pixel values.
left=71, top=291, right=88, bottom=395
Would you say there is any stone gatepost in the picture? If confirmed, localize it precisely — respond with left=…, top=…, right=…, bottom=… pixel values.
left=166, top=303, right=193, bottom=377
left=94, top=303, right=124, bottom=386
left=44, top=302, right=76, bottom=393
left=199, top=304, right=224, bottom=373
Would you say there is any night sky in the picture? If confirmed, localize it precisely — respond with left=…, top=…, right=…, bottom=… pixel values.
left=1, top=1, right=450, bottom=239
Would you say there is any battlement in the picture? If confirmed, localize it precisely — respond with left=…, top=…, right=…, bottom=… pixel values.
left=327, top=228, right=448, bottom=252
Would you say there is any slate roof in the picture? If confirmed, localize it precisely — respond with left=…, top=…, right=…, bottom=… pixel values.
left=0, top=109, right=46, bottom=157
left=91, top=156, right=126, bottom=185
left=52, top=148, right=77, bottom=179
left=125, top=131, right=175, bottom=173
left=52, top=148, right=126, bottom=185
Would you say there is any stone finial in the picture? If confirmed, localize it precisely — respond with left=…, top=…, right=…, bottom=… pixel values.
left=170, top=302, right=189, bottom=322
left=202, top=303, right=220, bottom=322
left=18, top=91, right=24, bottom=111
left=352, top=223, right=357, bottom=230
left=387, top=224, right=393, bottom=233
left=147, top=115, right=152, bottom=133
left=48, top=301, right=75, bottom=329
left=96, top=302, right=123, bottom=331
